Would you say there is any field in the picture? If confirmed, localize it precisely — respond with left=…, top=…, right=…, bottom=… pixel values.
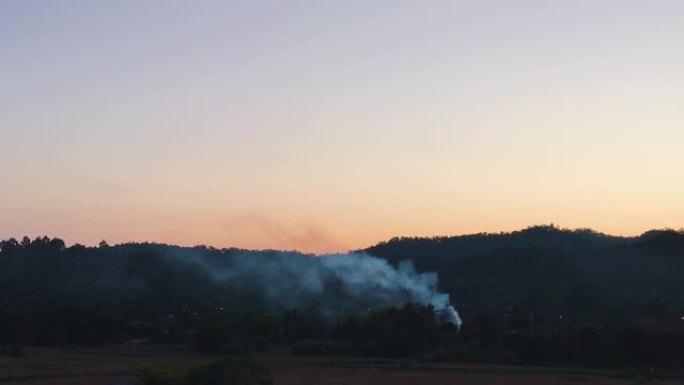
left=0, top=345, right=680, bottom=385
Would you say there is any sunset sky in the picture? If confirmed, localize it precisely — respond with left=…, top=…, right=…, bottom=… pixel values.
left=2, top=1, right=683, bottom=253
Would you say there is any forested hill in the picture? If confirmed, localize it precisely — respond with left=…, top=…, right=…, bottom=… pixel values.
left=2, top=225, right=684, bottom=349
left=364, top=225, right=684, bottom=327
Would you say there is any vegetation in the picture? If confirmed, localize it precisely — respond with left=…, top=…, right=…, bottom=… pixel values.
left=365, top=225, right=684, bottom=326
left=2, top=226, right=684, bottom=369
left=137, top=357, right=272, bottom=385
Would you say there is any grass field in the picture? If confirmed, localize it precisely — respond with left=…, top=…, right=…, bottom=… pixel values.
left=1, top=346, right=680, bottom=385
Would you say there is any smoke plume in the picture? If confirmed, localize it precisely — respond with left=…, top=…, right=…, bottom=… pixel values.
left=177, top=250, right=461, bottom=327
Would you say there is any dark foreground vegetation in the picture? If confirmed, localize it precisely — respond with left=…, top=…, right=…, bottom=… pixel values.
left=137, top=357, right=273, bottom=385
left=2, top=225, right=684, bottom=371
left=4, top=345, right=672, bottom=385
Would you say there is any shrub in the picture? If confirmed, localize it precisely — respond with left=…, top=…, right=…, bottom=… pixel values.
left=137, top=357, right=272, bottom=385
left=0, top=345, right=24, bottom=358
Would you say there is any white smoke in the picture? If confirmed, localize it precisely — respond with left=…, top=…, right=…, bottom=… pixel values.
left=178, top=250, right=462, bottom=327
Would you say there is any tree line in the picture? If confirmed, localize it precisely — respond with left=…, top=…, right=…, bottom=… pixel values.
left=2, top=227, right=684, bottom=369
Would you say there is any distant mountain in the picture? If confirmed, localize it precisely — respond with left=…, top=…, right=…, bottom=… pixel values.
left=363, top=225, right=684, bottom=327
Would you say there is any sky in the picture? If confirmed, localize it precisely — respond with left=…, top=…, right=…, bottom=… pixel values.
left=1, top=0, right=683, bottom=253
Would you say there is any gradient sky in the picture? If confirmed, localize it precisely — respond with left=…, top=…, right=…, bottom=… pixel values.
left=2, top=0, right=683, bottom=253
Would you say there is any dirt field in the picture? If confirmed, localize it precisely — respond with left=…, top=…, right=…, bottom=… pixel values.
left=0, top=346, right=680, bottom=385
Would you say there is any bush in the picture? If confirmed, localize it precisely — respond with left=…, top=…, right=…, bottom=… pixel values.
left=137, top=357, right=272, bottom=385
left=137, top=363, right=187, bottom=385
left=0, top=345, right=24, bottom=358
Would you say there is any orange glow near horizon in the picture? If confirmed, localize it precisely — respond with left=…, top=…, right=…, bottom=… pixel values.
left=4, top=205, right=683, bottom=254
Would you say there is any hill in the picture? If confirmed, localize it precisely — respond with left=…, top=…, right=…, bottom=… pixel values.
left=2, top=226, right=684, bottom=367
left=364, top=225, right=684, bottom=327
